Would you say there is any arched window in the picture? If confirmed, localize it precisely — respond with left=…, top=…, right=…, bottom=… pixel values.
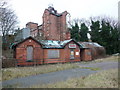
left=27, top=46, right=33, bottom=61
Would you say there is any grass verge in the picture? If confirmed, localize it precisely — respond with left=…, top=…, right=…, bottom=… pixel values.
left=2, top=63, right=79, bottom=81
left=2, top=55, right=119, bottom=81
left=31, top=68, right=118, bottom=88
left=80, top=55, right=119, bottom=64
left=80, top=67, right=101, bottom=71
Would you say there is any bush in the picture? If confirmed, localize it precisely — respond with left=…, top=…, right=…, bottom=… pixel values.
left=2, top=58, right=16, bottom=68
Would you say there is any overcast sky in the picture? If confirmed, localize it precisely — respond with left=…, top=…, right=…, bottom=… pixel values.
left=9, top=0, right=119, bottom=28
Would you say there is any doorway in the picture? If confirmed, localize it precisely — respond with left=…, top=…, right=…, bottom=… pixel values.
left=27, top=46, right=33, bottom=61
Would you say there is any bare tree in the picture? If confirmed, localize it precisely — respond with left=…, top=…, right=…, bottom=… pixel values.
left=0, top=0, right=7, bottom=8
left=0, top=0, right=18, bottom=43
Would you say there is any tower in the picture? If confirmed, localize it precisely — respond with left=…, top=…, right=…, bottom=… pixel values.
left=42, top=6, right=70, bottom=41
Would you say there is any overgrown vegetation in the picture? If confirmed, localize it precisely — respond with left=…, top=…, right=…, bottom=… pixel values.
left=31, top=68, right=118, bottom=88
left=2, top=63, right=79, bottom=81
left=93, top=55, right=119, bottom=62
left=2, top=55, right=119, bottom=81
left=79, top=55, right=119, bottom=65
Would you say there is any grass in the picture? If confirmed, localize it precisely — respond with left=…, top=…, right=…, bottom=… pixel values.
left=3, top=84, right=21, bottom=88
left=96, top=55, right=119, bottom=62
left=0, top=71, right=1, bottom=81
left=2, top=63, right=79, bottom=81
left=1, top=55, right=119, bottom=81
left=80, top=55, right=119, bottom=64
left=80, top=67, right=101, bottom=71
left=31, top=68, right=118, bottom=88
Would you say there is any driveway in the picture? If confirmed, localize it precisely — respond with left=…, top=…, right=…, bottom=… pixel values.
left=2, top=61, right=118, bottom=88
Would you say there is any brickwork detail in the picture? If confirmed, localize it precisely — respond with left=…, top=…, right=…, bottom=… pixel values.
left=25, top=6, right=70, bottom=41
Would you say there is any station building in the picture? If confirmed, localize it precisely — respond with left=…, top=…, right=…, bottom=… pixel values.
left=12, top=6, right=105, bottom=66
left=13, top=37, right=93, bottom=66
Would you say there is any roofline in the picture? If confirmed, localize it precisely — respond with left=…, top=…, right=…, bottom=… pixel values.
left=26, top=22, right=38, bottom=25
left=45, top=9, right=63, bottom=17
left=13, top=36, right=43, bottom=48
left=42, top=47, right=63, bottom=49
left=63, top=39, right=83, bottom=48
left=13, top=37, right=85, bottom=49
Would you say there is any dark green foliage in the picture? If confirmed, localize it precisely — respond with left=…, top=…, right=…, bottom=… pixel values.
left=70, top=17, right=120, bottom=55
left=70, top=22, right=88, bottom=42
left=70, top=23, right=80, bottom=41
left=80, top=23, right=89, bottom=41
left=90, top=20, right=101, bottom=44
left=100, top=20, right=112, bottom=54
left=90, top=19, right=120, bottom=55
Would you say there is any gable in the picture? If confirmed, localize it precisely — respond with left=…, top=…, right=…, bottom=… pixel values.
left=63, top=40, right=82, bottom=48
left=63, top=40, right=79, bottom=49
left=14, top=36, right=42, bottom=48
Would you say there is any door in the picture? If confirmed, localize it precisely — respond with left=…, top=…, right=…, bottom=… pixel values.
left=27, top=46, right=33, bottom=60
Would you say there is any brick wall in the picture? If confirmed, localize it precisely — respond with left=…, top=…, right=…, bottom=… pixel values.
left=15, top=39, right=81, bottom=66
left=26, top=22, right=39, bottom=37
left=80, top=49, right=92, bottom=61
left=43, top=41, right=81, bottom=64
left=24, top=7, right=71, bottom=41
left=16, top=38, right=43, bottom=66
left=64, top=41, right=81, bottom=62
left=42, top=8, right=70, bottom=41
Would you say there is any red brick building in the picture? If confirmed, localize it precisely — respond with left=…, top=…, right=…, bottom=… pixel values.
left=25, top=6, right=70, bottom=41
left=42, top=6, right=70, bottom=41
left=12, top=6, right=105, bottom=66
left=13, top=37, right=92, bottom=66
left=26, top=22, right=39, bottom=37
left=79, top=42, right=106, bottom=60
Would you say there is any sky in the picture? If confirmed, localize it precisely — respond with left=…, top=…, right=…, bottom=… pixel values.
left=9, top=0, right=119, bottom=28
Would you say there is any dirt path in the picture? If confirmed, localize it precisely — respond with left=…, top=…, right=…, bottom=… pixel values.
left=2, top=61, right=118, bottom=88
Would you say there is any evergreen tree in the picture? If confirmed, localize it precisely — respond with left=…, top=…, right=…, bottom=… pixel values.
left=80, top=23, right=88, bottom=42
left=70, top=23, right=80, bottom=41
left=70, top=17, right=120, bottom=55
left=90, top=20, right=101, bottom=44
left=109, top=24, right=120, bottom=54
left=100, top=20, right=112, bottom=54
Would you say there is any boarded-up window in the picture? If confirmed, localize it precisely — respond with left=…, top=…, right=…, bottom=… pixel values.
left=48, top=50, right=59, bottom=59
left=27, top=46, right=33, bottom=61
left=86, top=52, right=91, bottom=56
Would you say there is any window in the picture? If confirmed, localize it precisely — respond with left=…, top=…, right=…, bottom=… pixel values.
left=86, top=52, right=91, bottom=56
left=27, top=46, right=33, bottom=62
left=48, top=50, right=60, bottom=59
left=70, top=49, right=74, bottom=59
left=47, top=20, right=50, bottom=24
left=39, top=32, right=42, bottom=36
left=35, top=32, right=37, bottom=36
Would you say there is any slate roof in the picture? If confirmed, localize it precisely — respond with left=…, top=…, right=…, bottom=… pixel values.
left=39, top=40, right=62, bottom=48
left=11, top=36, right=84, bottom=49
left=78, top=42, right=103, bottom=48
left=39, top=39, right=86, bottom=49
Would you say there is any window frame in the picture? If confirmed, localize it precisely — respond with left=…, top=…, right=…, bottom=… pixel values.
left=26, top=45, right=33, bottom=62
left=48, top=50, right=60, bottom=59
